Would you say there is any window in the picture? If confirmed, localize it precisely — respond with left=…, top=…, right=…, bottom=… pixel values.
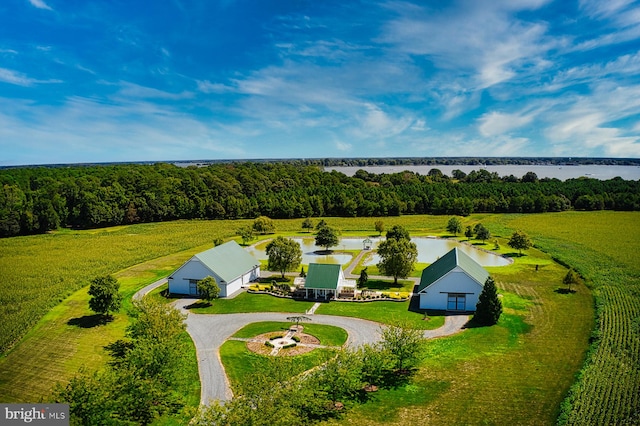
left=447, top=293, right=466, bottom=311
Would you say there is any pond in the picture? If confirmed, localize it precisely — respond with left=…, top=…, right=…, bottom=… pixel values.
left=246, top=236, right=510, bottom=267
left=361, top=237, right=511, bottom=267
left=246, top=237, right=353, bottom=265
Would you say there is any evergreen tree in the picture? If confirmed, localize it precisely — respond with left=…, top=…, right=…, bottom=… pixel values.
left=473, top=276, right=502, bottom=326
left=358, top=267, right=368, bottom=289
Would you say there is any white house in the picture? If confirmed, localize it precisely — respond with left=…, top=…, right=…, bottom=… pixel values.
left=168, top=241, right=260, bottom=298
left=416, top=247, right=489, bottom=312
left=301, top=263, right=355, bottom=299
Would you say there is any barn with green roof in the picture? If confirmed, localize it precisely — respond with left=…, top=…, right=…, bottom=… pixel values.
left=417, top=247, right=489, bottom=312
left=168, top=240, right=260, bottom=297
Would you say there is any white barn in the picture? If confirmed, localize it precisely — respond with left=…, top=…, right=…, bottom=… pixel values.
left=416, top=247, right=489, bottom=312
left=168, top=241, right=260, bottom=298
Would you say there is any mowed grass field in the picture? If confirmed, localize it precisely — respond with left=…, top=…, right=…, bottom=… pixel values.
left=0, top=212, right=637, bottom=425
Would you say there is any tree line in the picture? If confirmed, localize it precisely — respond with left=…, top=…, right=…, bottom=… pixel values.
left=1, top=162, right=639, bottom=237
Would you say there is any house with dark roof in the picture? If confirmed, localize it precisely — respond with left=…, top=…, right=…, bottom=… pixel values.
left=417, top=247, right=489, bottom=312
left=168, top=240, right=260, bottom=297
left=302, top=263, right=354, bottom=299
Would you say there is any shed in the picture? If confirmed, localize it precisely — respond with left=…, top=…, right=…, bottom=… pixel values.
left=168, top=241, right=260, bottom=298
left=303, top=263, right=351, bottom=299
left=417, top=247, right=489, bottom=311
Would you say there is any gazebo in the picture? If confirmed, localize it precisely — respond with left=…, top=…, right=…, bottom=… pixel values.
left=363, top=238, right=373, bottom=250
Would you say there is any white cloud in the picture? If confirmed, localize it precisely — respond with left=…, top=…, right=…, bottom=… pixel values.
left=335, top=140, right=352, bottom=151
left=543, top=82, right=640, bottom=157
left=379, top=1, right=557, bottom=90
left=478, top=111, right=535, bottom=137
left=0, top=68, right=61, bottom=86
left=197, top=80, right=235, bottom=93
left=28, top=0, right=52, bottom=10
left=113, top=81, right=194, bottom=100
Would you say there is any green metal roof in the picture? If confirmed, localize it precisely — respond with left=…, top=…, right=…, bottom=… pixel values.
left=417, top=247, right=489, bottom=293
left=304, top=263, right=341, bottom=290
left=194, top=241, right=260, bottom=283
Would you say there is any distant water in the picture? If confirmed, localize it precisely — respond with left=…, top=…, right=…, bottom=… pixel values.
left=326, top=165, right=640, bottom=181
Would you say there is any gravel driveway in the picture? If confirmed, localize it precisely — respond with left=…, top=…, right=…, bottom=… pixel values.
left=172, top=299, right=468, bottom=405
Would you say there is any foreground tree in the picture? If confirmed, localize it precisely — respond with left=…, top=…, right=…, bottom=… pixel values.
left=473, top=276, right=502, bottom=326
left=374, top=220, right=385, bottom=236
left=197, top=276, right=220, bottom=305
left=377, top=238, right=418, bottom=284
left=88, top=275, right=122, bottom=319
left=563, top=268, right=581, bottom=292
left=253, top=216, right=275, bottom=234
left=446, top=217, right=463, bottom=236
left=315, top=225, right=339, bottom=251
left=508, top=230, right=532, bottom=256
left=266, top=236, right=303, bottom=278
left=311, top=350, right=364, bottom=404
left=56, top=299, right=188, bottom=425
left=379, top=321, right=425, bottom=373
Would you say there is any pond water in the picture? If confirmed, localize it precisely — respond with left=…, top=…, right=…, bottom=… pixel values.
left=247, top=236, right=509, bottom=267
left=246, top=238, right=353, bottom=265
left=361, top=237, right=511, bottom=267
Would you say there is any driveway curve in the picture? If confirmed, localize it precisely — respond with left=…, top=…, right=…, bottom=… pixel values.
left=172, top=299, right=468, bottom=405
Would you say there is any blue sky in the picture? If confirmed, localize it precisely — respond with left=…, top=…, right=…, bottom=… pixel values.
left=1, top=0, right=640, bottom=165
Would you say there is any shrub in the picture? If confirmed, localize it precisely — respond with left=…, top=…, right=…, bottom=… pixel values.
left=265, top=341, right=274, bottom=348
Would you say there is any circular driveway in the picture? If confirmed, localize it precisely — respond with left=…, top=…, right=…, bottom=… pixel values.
left=172, top=298, right=468, bottom=405
left=173, top=299, right=384, bottom=404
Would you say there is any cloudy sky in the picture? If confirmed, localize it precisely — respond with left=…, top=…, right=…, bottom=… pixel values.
left=1, top=0, right=640, bottom=165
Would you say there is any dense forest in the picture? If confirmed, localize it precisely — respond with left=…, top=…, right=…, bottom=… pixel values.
left=1, top=162, right=639, bottom=237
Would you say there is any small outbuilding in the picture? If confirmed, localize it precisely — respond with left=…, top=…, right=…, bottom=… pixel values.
left=302, top=263, right=354, bottom=299
left=168, top=241, right=260, bottom=298
left=416, top=247, right=489, bottom=312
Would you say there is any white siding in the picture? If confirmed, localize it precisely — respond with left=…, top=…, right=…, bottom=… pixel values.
left=168, top=258, right=260, bottom=297
left=419, top=268, right=483, bottom=311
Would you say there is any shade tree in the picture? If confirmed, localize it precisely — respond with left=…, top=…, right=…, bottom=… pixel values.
left=508, top=230, right=532, bottom=256
left=197, top=276, right=220, bottom=305
left=87, top=275, right=122, bottom=320
left=446, top=217, right=463, bottom=236
left=376, top=238, right=418, bottom=284
left=315, top=225, right=339, bottom=251
left=266, top=236, right=303, bottom=278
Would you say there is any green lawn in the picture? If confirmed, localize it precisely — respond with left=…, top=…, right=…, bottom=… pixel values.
left=189, top=292, right=314, bottom=314
left=315, top=300, right=445, bottom=330
left=231, top=321, right=348, bottom=347
left=325, top=242, right=595, bottom=425
left=220, top=340, right=336, bottom=393
left=2, top=212, right=634, bottom=425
